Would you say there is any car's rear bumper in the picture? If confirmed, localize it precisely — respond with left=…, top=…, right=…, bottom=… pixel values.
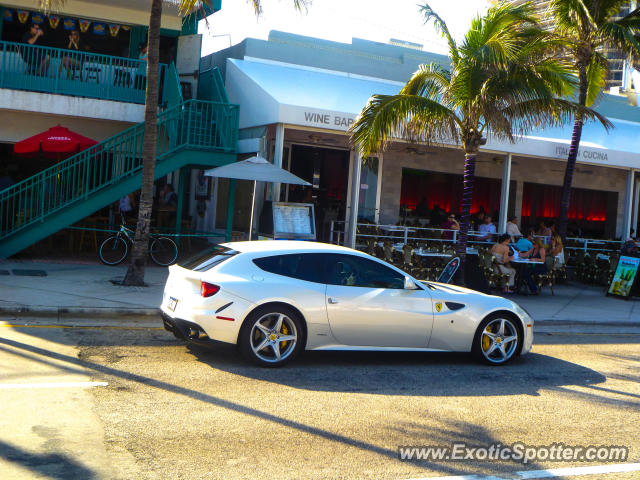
left=161, top=313, right=231, bottom=347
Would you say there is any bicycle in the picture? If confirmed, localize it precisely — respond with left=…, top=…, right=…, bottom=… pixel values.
left=98, top=224, right=178, bottom=266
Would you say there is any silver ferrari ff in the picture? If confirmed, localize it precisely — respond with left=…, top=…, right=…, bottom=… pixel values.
left=160, top=241, right=533, bottom=367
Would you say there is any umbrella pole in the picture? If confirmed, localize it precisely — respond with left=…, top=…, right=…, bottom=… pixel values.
left=249, top=180, right=256, bottom=241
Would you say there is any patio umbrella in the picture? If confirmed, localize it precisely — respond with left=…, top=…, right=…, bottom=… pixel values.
left=13, top=125, right=98, bottom=159
left=205, top=156, right=310, bottom=239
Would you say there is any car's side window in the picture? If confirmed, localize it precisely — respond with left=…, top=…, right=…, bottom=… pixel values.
left=326, top=254, right=405, bottom=289
left=253, top=253, right=326, bottom=283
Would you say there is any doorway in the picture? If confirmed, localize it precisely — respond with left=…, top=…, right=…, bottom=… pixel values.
left=286, top=144, right=350, bottom=241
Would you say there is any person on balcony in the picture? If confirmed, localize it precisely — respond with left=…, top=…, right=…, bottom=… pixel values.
left=135, top=42, right=148, bottom=90
left=60, top=30, right=89, bottom=80
left=21, top=23, right=50, bottom=76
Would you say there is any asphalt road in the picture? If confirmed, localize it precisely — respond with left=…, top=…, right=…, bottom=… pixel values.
left=0, top=320, right=638, bottom=480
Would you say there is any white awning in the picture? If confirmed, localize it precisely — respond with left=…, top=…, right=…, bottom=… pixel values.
left=226, top=57, right=640, bottom=168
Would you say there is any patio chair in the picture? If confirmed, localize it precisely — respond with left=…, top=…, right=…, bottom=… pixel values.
left=534, top=256, right=557, bottom=295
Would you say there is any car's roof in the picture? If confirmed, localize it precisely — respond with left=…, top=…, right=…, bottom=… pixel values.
left=221, top=240, right=356, bottom=254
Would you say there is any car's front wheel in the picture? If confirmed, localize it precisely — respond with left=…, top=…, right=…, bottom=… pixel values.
left=238, top=305, right=305, bottom=367
left=472, top=314, right=522, bottom=365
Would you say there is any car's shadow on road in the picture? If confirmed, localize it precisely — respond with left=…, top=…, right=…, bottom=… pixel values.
left=186, top=344, right=607, bottom=398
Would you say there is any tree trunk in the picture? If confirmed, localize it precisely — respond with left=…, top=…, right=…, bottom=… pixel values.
left=123, top=0, right=162, bottom=286
left=557, top=63, right=588, bottom=240
left=455, top=151, right=477, bottom=284
left=557, top=118, right=584, bottom=239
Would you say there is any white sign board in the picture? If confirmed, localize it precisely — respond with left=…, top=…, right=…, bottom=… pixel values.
left=272, top=202, right=316, bottom=240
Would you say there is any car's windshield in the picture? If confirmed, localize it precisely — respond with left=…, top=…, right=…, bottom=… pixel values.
left=177, top=245, right=238, bottom=272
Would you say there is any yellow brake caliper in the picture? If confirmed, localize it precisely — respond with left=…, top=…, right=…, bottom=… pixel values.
left=482, top=324, right=492, bottom=351
left=280, top=323, right=289, bottom=350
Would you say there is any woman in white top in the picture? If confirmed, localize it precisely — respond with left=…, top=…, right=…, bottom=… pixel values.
left=491, top=233, right=516, bottom=293
left=550, top=234, right=565, bottom=265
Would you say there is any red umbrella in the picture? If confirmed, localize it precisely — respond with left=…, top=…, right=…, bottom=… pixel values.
left=14, top=125, right=98, bottom=158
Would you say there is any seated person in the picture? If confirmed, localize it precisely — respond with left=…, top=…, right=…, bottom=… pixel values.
left=160, top=184, right=178, bottom=207
left=478, top=215, right=497, bottom=241
left=521, top=238, right=548, bottom=294
left=515, top=230, right=535, bottom=258
left=441, top=213, right=460, bottom=241
left=491, top=234, right=516, bottom=294
left=506, top=215, right=522, bottom=241
left=21, top=23, right=50, bottom=76
left=550, top=234, right=565, bottom=265
left=59, top=29, right=89, bottom=79
left=621, top=238, right=638, bottom=257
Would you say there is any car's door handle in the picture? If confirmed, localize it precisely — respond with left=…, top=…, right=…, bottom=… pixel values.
left=328, top=297, right=339, bottom=304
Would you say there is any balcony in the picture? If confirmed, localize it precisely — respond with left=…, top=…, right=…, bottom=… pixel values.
left=0, top=40, right=167, bottom=105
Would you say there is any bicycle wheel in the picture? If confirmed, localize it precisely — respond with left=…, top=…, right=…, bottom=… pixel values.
left=99, top=235, right=128, bottom=265
left=149, top=236, right=178, bottom=266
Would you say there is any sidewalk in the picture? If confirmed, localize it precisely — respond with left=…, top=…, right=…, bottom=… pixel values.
left=0, top=259, right=638, bottom=325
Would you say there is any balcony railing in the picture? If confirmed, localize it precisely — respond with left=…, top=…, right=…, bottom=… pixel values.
left=0, top=40, right=167, bottom=104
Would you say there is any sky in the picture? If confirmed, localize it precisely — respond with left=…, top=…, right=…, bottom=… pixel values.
left=198, top=0, right=489, bottom=57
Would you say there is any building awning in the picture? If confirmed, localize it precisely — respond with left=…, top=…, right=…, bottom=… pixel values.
left=226, top=57, right=640, bottom=168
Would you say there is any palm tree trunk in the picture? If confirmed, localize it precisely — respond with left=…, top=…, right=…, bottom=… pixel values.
left=455, top=152, right=476, bottom=283
left=557, top=64, right=588, bottom=240
left=123, top=0, right=162, bottom=286
left=557, top=118, right=584, bottom=239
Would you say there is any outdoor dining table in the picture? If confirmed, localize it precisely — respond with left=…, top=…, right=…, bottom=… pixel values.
left=510, top=256, right=544, bottom=294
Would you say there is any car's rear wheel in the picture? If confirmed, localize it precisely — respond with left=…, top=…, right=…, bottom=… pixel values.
left=472, top=314, right=521, bottom=365
left=239, top=305, right=305, bottom=367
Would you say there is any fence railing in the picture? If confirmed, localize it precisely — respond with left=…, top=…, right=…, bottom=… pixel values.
left=330, top=221, right=624, bottom=254
left=0, top=40, right=167, bottom=104
left=0, top=99, right=239, bottom=241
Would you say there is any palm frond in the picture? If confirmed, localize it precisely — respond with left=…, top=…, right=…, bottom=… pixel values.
left=497, top=98, right=612, bottom=139
left=599, top=20, right=640, bottom=61
left=400, top=63, right=451, bottom=101
left=348, top=94, right=460, bottom=158
left=548, top=0, right=596, bottom=37
left=585, top=51, right=609, bottom=107
left=419, top=3, right=460, bottom=66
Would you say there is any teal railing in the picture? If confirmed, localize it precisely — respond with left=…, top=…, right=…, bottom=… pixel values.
left=198, top=67, right=229, bottom=103
left=0, top=99, right=239, bottom=240
left=0, top=39, right=167, bottom=104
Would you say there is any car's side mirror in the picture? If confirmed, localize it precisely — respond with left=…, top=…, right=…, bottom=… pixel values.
left=404, top=276, right=418, bottom=290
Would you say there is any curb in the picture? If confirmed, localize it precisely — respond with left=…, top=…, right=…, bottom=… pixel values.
left=534, top=319, right=640, bottom=327
left=0, top=306, right=161, bottom=319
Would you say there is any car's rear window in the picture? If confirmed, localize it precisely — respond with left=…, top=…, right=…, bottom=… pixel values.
left=178, top=245, right=238, bottom=272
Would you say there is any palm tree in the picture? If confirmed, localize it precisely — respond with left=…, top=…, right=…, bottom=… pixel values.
left=546, top=0, right=640, bottom=239
left=349, top=1, right=608, bottom=281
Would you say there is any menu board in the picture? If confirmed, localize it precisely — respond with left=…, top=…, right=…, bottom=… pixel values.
left=272, top=202, right=316, bottom=240
left=608, top=256, right=640, bottom=298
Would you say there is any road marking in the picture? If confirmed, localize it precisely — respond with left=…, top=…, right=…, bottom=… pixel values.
left=0, top=381, right=108, bottom=389
left=407, top=462, right=640, bottom=480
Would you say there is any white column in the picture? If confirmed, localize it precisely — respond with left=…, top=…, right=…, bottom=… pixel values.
left=272, top=123, right=285, bottom=201
left=347, top=151, right=363, bottom=248
left=622, top=169, right=635, bottom=240
left=632, top=177, right=640, bottom=238
left=498, top=153, right=512, bottom=234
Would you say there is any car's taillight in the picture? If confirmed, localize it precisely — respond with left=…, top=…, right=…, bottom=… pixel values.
left=200, top=282, right=220, bottom=297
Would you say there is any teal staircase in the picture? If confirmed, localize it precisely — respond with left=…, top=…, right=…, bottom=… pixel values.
left=0, top=66, right=239, bottom=258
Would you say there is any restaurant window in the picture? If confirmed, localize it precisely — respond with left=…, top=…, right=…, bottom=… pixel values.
left=400, top=168, right=503, bottom=217
left=521, top=182, right=618, bottom=238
